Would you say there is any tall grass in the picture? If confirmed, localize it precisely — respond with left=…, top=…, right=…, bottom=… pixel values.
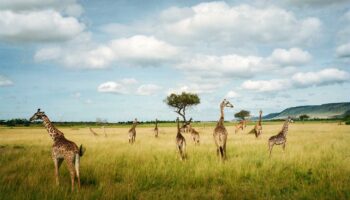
left=0, top=122, right=349, bottom=199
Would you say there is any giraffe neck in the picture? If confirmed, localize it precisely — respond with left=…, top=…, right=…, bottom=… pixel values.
left=258, top=113, right=262, bottom=126
left=131, top=122, right=138, bottom=129
left=177, top=119, right=181, bottom=135
left=155, top=121, right=158, bottom=129
left=218, top=105, right=225, bottom=126
left=42, top=115, right=64, bottom=140
left=281, top=120, right=289, bottom=137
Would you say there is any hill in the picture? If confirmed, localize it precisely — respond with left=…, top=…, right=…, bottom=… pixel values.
left=264, top=102, right=350, bottom=119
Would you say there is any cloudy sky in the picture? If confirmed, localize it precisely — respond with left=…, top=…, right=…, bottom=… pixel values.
left=0, top=0, right=349, bottom=122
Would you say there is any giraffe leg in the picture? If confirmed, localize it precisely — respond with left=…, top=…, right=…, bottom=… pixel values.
left=282, top=142, right=286, bottom=152
left=182, top=141, right=186, bottom=160
left=66, top=156, right=76, bottom=191
left=224, top=143, right=227, bottom=160
left=223, top=143, right=227, bottom=160
left=74, top=154, right=81, bottom=190
left=52, top=150, right=63, bottom=186
left=53, top=158, right=63, bottom=186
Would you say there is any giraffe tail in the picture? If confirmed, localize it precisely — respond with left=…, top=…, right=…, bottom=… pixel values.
left=79, top=144, right=86, bottom=157
left=219, top=146, right=224, bottom=158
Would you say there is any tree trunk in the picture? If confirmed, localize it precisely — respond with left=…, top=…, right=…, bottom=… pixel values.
left=176, top=108, right=187, bottom=123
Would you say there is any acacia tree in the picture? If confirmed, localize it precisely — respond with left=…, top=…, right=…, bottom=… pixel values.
left=164, top=92, right=200, bottom=123
left=299, top=114, right=310, bottom=121
left=234, top=110, right=250, bottom=120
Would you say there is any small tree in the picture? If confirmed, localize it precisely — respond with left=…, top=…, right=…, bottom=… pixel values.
left=299, top=114, right=310, bottom=121
left=164, top=92, right=200, bottom=123
left=234, top=110, right=250, bottom=120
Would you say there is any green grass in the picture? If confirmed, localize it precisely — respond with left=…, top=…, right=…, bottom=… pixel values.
left=0, top=122, right=349, bottom=199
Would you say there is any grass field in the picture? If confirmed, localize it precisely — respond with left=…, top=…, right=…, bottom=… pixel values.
left=0, top=122, right=349, bottom=199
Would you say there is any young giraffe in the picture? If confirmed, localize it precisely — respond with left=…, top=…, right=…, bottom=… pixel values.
left=176, top=117, right=186, bottom=160
left=180, top=118, right=192, bottom=133
left=103, top=126, right=107, bottom=137
left=213, top=99, right=234, bottom=160
left=185, top=120, right=200, bottom=144
left=128, top=118, right=138, bottom=144
left=29, top=109, right=85, bottom=191
left=234, top=120, right=244, bottom=134
left=268, top=116, right=292, bottom=157
left=189, top=125, right=200, bottom=145
left=89, top=127, right=99, bottom=136
left=250, top=110, right=263, bottom=138
left=154, top=118, right=159, bottom=138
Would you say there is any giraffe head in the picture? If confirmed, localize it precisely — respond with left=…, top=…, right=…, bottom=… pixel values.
left=30, top=108, right=45, bottom=121
left=287, top=116, right=294, bottom=123
left=221, top=99, right=234, bottom=108
left=259, top=110, right=263, bottom=115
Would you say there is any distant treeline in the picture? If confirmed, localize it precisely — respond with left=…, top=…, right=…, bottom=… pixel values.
left=1, top=117, right=349, bottom=127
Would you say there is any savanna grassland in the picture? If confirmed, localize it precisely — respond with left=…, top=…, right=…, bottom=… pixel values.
left=0, top=122, right=349, bottom=200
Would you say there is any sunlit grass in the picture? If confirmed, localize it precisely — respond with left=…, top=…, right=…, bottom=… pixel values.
left=0, top=122, right=349, bottom=199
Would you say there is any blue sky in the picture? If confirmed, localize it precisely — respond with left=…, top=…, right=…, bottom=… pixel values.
left=0, top=0, right=349, bottom=122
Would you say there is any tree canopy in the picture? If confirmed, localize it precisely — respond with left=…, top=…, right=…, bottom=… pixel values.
left=164, top=92, right=200, bottom=122
left=299, top=114, right=310, bottom=121
left=234, top=110, right=250, bottom=120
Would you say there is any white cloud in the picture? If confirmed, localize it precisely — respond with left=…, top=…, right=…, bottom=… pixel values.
left=167, top=83, right=219, bottom=94
left=225, top=90, right=240, bottom=98
left=242, top=79, right=292, bottom=92
left=137, top=84, right=162, bottom=95
left=292, top=68, right=350, bottom=87
left=64, top=3, right=83, bottom=17
left=178, top=54, right=264, bottom=78
left=97, top=81, right=128, bottom=94
left=160, top=2, right=321, bottom=45
left=0, top=0, right=83, bottom=16
left=172, top=48, right=311, bottom=95
left=97, top=78, right=159, bottom=95
left=336, top=42, right=350, bottom=57
left=0, top=10, right=85, bottom=42
left=177, top=47, right=311, bottom=79
left=242, top=68, right=350, bottom=92
left=35, top=35, right=178, bottom=68
left=110, top=35, right=178, bottom=65
left=0, top=75, right=13, bottom=86
left=267, top=48, right=312, bottom=66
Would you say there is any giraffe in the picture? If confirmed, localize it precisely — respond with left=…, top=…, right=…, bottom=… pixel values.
left=89, top=127, right=99, bottom=136
left=154, top=118, right=159, bottom=138
left=249, top=110, right=263, bottom=138
left=234, top=120, right=244, bottom=134
left=29, top=109, right=85, bottom=191
left=128, top=118, right=138, bottom=144
left=103, top=126, right=107, bottom=137
left=189, top=126, right=200, bottom=145
left=180, top=118, right=192, bottom=133
left=268, top=116, right=292, bottom=157
left=176, top=117, right=186, bottom=160
left=213, top=99, right=234, bottom=160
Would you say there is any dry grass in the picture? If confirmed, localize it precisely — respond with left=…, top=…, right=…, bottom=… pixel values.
left=0, top=122, right=349, bottom=199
